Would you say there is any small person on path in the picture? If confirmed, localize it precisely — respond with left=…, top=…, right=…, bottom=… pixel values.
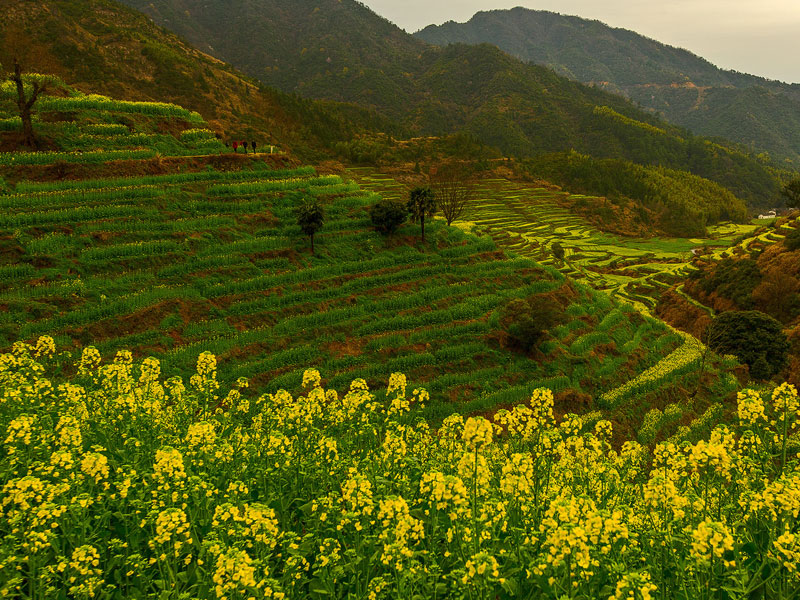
left=241, top=140, right=247, bottom=154
left=232, top=140, right=239, bottom=153
left=251, top=141, right=257, bottom=154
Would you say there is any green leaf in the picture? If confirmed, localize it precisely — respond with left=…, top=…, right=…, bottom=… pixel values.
left=501, top=578, right=519, bottom=596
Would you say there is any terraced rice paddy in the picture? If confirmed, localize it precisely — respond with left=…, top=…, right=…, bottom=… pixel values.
left=0, top=153, right=698, bottom=423
left=0, top=93, right=736, bottom=436
left=349, top=168, right=761, bottom=314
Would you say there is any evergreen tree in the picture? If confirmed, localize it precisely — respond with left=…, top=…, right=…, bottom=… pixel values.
left=407, top=186, right=436, bottom=242
left=295, top=200, right=325, bottom=255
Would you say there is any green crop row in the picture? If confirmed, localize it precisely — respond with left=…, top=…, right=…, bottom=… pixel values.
left=14, top=166, right=317, bottom=193
left=79, top=240, right=183, bottom=263
left=38, top=94, right=203, bottom=120
left=207, top=175, right=343, bottom=195
left=0, top=185, right=165, bottom=210
left=0, top=148, right=155, bottom=166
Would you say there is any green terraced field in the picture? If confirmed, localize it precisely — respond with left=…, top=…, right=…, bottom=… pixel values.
left=0, top=154, right=697, bottom=425
left=349, top=168, right=761, bottom=315
left=0, top=91, right=738, bottom=437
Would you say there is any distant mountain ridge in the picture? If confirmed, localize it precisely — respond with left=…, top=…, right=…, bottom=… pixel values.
left=117, top=0, right=428, bottom=116
left=113, top=0, right=784, bottom=209
left=415, top=7, right=800, bottom=166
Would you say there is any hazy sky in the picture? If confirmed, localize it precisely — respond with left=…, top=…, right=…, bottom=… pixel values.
left=362, top=0, right=800, bottom=83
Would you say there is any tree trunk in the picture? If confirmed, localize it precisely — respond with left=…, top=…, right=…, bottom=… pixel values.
left=19, top=104, right=35, bottom=148
left=12, top=59, right=46, bottom=149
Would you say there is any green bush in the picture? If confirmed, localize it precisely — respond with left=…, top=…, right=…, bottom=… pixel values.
left=784, top=227, right=800, bottom=252
left=369, top=198, right=408, bottom=234
left=551, top=241, right=565, bottom=261
left=709, top=310, right=789, bottom=380
left=500, top=294, right=567, bottom=353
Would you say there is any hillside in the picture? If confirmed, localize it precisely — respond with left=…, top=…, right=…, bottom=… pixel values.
left=117, top=0, right=427, bottom=113
left=112, top=0, right=784, bottom=210
left=416, top=7, right=800, bottom=166
left=657, top=215, right=800, bottom=385
left=0, top=84, right=740, bottom=438
left=352, top=167, right=759, bottom=319
left=0, top=0, right=401, bottom=160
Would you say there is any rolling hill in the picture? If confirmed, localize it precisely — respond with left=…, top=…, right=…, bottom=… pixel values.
left=0, top=0, right=401, bottom=160
left=415, top=7, right=800, bottom=167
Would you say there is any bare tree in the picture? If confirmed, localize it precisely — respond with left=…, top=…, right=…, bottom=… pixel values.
left=690, top=317, right=728, bottom=399
left=429, top=162, right=477, bottom=226
left=10, top=58, right=48, bottom=148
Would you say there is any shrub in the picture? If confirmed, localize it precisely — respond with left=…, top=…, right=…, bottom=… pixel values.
left=500, top=294, right=566, bottom=353
left=369, top=198, right=408, bottom=235
left=699, top=258, right=761, bottom=309
left=784, top=226, right=800, bottom=252
left=709, top=310, right=790, bottom=380
left=551, top=241, right=565, bottom=261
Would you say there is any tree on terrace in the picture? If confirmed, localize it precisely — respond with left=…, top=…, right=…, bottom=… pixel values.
left=295, top=199, right=325, bottom=255
left=430, top=162, right=477, bottom=226
left=369, top=198, right=407, bottom=235
left=708, top=310, right=789, bottom=380
left=407, top=186, right=436, bottom=242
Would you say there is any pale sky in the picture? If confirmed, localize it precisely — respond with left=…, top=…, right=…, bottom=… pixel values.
left=363, top=0, right=800, bottom=83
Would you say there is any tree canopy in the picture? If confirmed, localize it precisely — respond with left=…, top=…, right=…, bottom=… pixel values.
left=369, top=198, right=408, bottom=235
left=295, top=200, right=325, bottom=255
left=708, top=310, right=789, bottom=380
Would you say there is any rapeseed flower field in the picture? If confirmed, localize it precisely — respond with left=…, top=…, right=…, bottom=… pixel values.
left=1, top=338, right=798, bottom=599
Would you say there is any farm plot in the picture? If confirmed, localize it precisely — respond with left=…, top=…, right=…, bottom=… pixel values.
left=1, top=81, right=227, bottom=161
left=0, top=160, right=693, bottom=426
left=0, top=86, right=732, bottom=428
left=349, top=168, right=759, bottom=315
left=0, top=159, right=688, bottom=424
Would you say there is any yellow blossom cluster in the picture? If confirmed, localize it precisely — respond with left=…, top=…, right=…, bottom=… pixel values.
left=1, top=342, right=799, bottom=599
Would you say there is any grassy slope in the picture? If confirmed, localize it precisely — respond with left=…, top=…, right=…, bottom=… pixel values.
left=415, top=7, right=800, bottom=166
left=0, top=0, right=400, bottom=160
left=349, top=167, right=758, bottom=315
left=112, top=0, right=783, bottom=209
left=0, top=90, right=735, bottom=440
left=658, top=215, right=800, bottom=386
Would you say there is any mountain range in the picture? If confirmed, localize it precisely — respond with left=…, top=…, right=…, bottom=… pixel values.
left=112, top=0, right=785, bottom=209
left=416, top=8, right=800, bottom=167
left=1, top=0, right=793, bottom=216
